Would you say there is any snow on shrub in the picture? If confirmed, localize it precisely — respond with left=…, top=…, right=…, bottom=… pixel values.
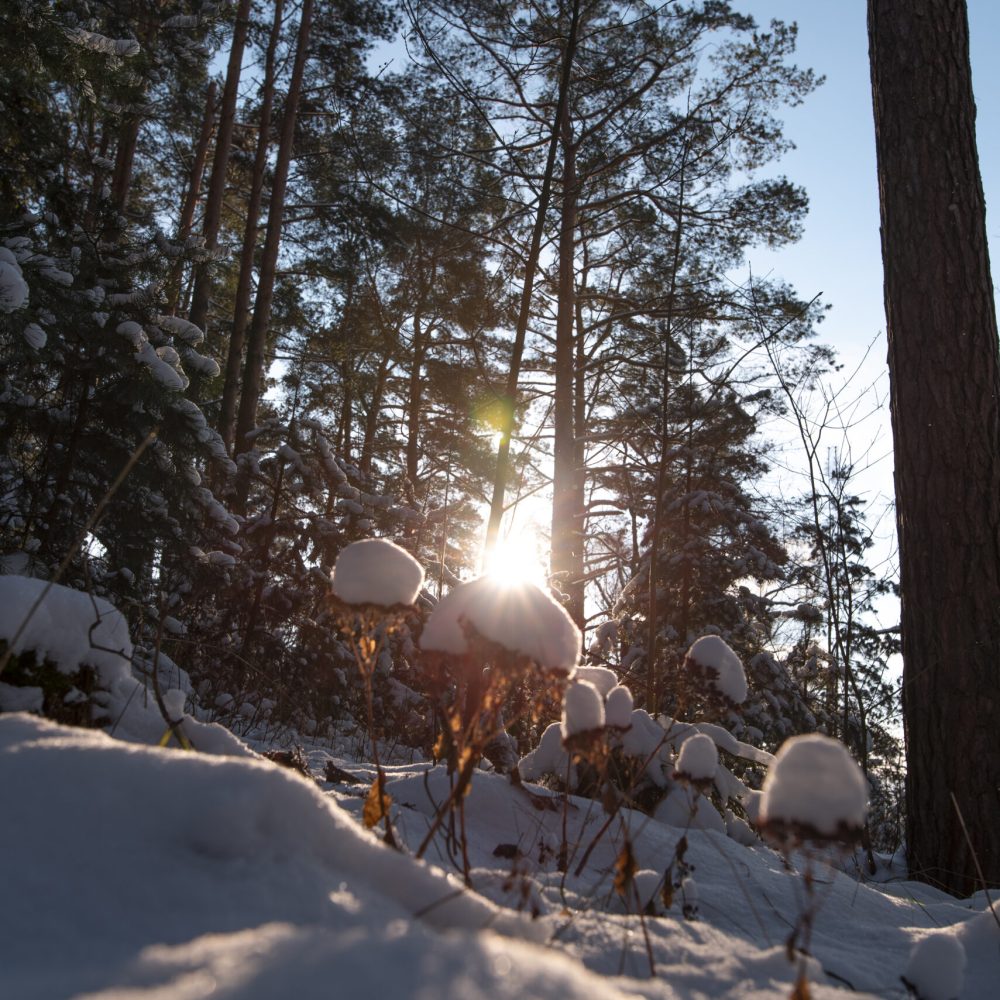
left=0, top=248, right=28, bottom=312
left=903, top=934, right=966, bottom=1000
left=561, top=680, right=605, bottom=740
left=420, top=576, right=580, bottom=671
left=759, top=733, right=868, bottom=843
left=684, top=635, right=747, bottom=705
left=0, top=576, right=132, bottom=688
left=331, top=538, right=424, bottom=607
left=674, top=732, right=719, bottom=784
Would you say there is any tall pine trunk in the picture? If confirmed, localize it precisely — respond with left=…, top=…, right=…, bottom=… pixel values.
left=218, top=0, right=285, bottom=452
left=869, top=0, right=1000, bottom=895
left=550, top=108, right=582, bottom=626
left=233, top=0, right=314, bottom=463
left=188, top=0, right=252, bottom=335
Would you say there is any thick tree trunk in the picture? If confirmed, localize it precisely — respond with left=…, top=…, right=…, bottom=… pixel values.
left=550, top=112, right=582, bottom=626
left=188, top=0, right=253, bottom=335
left=233, top=0, right=314, bottom=462
left=405, top=305, right=428, bottom=488
left=869, top=0, right=1000, bottom=895
left=218, top=0, right=284, bottom=452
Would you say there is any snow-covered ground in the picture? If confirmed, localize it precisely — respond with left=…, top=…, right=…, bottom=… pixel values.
left=3, top=710, right=998, bottom=1000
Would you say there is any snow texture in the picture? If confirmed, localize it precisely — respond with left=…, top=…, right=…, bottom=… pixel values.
left=760, top=733, right=868, bottom=837
left=0, top=576, right=132, bottom=687
left=421, top=576, right=581, bottom=670
left=904, top=933, right=966, bottom=1000
left=22, top=322, right=46, bottom=349
left=331, top=537, right=424, bottom=607
left=685, top=635, right=748, bottom=703
left=675, top=733, right=719, bottom=782
left=561, top=680, right=606, bottom=739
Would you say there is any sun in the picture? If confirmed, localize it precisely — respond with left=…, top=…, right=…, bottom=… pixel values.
left=483, top=524, right=548, bottom=587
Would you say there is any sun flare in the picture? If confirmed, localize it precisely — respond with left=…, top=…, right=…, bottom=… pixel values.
left=483, top=525, right=548, bottom=588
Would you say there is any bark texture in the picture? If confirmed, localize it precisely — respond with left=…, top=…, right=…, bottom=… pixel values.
left=869, top=0, right=1000, bottom=895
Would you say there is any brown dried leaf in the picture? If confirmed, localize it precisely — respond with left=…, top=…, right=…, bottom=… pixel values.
left=363, top=776, right=392, bottom=829
left=613, top=838, right=638, bottom=899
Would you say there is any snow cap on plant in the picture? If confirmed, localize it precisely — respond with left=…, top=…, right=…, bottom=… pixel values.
left=561, top=680, right=605, bottom=741
left=605, top=685, right=634, bottom=729
left=331, top=538, right=424, bottom=607
left=675, top=732, right=719, bottom=785
left=760, top=733, right=868, bottom=843
left=420, top=575, right=581, bottom=671
left=684, top=635, right=747, bottom=705
left=570, top=664, right=618, bottom=697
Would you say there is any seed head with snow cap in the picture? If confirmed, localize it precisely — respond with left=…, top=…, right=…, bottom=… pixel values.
left=420, top=576, right=581, bottom=672
left=759, top=733, right=868, bottom=845
left=331, top=538, right=424, bottom=608
left=684, top=635, right=747, bottom=706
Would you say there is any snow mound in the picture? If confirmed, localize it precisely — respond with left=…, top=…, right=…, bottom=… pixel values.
left=0, top=715, right=648, bottom=1000
left=760, top=733, right=868, bottom=838
left=675, top=732, right=719, bottom=782
left=903, top=932, right=966, bottom=1000
left=0, top=576, right=132, bottom=687
left=685, top=635, right=747, bottom=704
left=561, top=680, right=605, bottom=739
left=331, top=538, right=424, bottom=607
left=421, top=576, right=581, bottom=670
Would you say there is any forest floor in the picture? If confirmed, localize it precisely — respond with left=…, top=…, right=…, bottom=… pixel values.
left=2, top=711, right=997, bottom=1000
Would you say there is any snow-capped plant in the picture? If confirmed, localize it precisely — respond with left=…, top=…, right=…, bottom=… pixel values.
left=331, top=538, right=424, bottom=608
left=414, top=575, right=580, bottom=880
left=679, top=634, right=748, bottom=718
left=759, top=733, right=870, bottom=998
left=759, top=733, right=868, bottom=846
left=330, top=538, right=426, bottom=849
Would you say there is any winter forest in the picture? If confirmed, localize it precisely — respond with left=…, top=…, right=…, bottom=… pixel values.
left=2, top=1, right=1000, bottom=998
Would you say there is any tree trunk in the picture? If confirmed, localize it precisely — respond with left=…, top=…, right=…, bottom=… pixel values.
left=869, top=0, right=1000, bottom=895
left=484, top=0, right=582, bottom=561
left=217, top=0, right=285, bottom=452
left=550, top=108, right=582, bottom=626
left=188, top=0, right=253, bottom=335
left=167, top=80, right=217, bottom=314
left=233, top=0, right=314, bottom=463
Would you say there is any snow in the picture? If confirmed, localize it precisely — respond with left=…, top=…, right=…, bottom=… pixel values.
left=675, top=732, right=719, bottom=782
left=904, top=933, right=967, bottom=1000
left=561, top=680, right=605, bottom=739
left=0, top=575, right=133, bottom=688
left=760, top=734, right=868, bottom=838
left=605, top=684, right=634, bottom=728
left=3, top=710, right=1000, bottom=999
left=22, top=322, right=46, bottom=349
left=421, top=576, right=581, bottom=670
left=0, top=253, right=28, bottom=312
left=570, top=664, right=618, bottom=696
left=684, top=635, right=748, bottom=704
left=331, top=537, right=424, bottom=607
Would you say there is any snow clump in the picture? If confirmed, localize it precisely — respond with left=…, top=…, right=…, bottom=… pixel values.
left=684, top=635, right=747, bottom=704
left=331, top=538, right=424, bottom=607
left=760, top=733, right=868, bottom=839
left=0, top=248, right=28, bottom=312
left=570, top=664, right=618, bottom=696
left=561, top=680, right=605, bottom=740
left=420, top=576, right=581, bottom=671
left=903, top=933, right=966, bottom=1000
left=0, top=576, right=132, bottom=688
left=675, top=732, right=719, bottom=783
